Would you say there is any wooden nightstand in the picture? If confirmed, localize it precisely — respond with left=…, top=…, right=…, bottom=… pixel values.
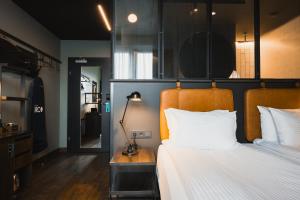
left=109, top=148, right=157, bottom=199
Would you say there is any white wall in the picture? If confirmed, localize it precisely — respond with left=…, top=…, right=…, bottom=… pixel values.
left=59, top=40, right=110, bottom=147
left=0, top=0, right=60, bottom=58
left=0, top=0, right=60, bottom=157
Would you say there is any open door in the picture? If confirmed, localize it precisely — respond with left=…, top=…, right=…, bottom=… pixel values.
left=68, top=57, right=110, bottom=153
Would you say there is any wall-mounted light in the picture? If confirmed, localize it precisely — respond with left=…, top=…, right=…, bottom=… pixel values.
left=97, top=4, right=111, bottom=31
left=128, top=13, right=138, bottom=23
left=212, top=11, right=216, bottom=16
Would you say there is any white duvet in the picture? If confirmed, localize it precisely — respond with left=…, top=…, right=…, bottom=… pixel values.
left=252, top=139, right=300, bottom=165
left=157, top=143, right=300, bottom=200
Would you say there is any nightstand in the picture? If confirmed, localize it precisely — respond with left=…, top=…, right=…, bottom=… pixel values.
left=109, top=148, right=157, bottom=199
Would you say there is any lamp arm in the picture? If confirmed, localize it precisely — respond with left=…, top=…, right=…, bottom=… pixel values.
left=120, top=99, right=131, bottom=144
left=121, top=98, right=129, bottom=123
left=120, top=120, right=131, bottom=144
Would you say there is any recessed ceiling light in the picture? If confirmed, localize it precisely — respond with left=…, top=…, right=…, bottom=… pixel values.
left=192, top=2, right=199, bottom=12
left=128, top=13, right=138, bottom=23
left=212, top=11, right=216, bottom=16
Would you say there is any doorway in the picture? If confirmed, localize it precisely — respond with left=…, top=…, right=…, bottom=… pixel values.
left=68, top=57, right=110, bottom=153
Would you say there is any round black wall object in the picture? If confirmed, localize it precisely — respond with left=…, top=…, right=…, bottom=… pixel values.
left=211, top=32, right=235, bottom=78
left=179, top=32, right=207, bottom=78
left=179, top=32, right=235, bottom=79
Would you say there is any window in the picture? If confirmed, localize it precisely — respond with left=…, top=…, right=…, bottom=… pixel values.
left=114, top=52, right=131, bottom=79
left=136, top=52, right=153, bottom=79
left=114, top=51, right=153, bottom=79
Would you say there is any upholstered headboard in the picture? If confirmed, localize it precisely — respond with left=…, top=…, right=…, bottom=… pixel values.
left=245, top=88, right=300, bottom=142
left=160, top=88, right=234, bottom=140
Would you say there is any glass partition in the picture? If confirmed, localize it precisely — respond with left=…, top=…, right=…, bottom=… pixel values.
left=212, top=0, right=255, bottom=79
left=260, top=0, right=300, bottom=78
left=113, top=0, right=159, bottom=79
left=163, top=1, right=207, bottom=79
left=113, top=0, right=262, bottom=80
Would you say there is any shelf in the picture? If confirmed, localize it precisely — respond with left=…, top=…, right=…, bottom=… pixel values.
left=1, top=96, right=28, bottom=101
left=111, top=172, right=154, bottom=193
left=0, top=131, right=32, bottom=140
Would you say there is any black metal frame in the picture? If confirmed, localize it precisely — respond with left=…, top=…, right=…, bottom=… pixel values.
left=68, top=57, right=111, bottom=153
left=112, top=0, right=261, bottom=80
left=254, top=0, right=260, bottom=79
left=0, top=28, right=61, bottom=64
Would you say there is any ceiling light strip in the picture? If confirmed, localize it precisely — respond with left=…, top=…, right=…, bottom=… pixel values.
left=97, top=4, right=111, bottom=31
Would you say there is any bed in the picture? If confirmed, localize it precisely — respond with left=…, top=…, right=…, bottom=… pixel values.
left=157, top=87, right=300, bottom=200
left=244, top=88, right=300, bottom=142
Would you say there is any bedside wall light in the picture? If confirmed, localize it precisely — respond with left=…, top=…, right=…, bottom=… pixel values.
left=120, top=91, right=142, bottom=156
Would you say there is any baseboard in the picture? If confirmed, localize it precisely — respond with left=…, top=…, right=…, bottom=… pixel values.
left=57, top=148, right=67, bottom=153
left=32, top=148, right=67, bottom=162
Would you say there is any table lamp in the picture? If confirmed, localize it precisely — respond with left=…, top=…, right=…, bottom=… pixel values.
left=120, top=91, right=142, bottom=156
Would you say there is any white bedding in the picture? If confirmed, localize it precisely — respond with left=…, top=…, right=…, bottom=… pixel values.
left=157, top=142, right=300, bottom=200
left=252, top=139, right=300, bottom=165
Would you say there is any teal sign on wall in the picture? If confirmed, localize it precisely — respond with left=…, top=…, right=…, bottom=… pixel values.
left=105, top=102, right=110, bottom=112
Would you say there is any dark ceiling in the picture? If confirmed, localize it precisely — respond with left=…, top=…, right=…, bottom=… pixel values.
left=13, top=0, right=112, bottom=40
left=12, top=0, right=299, bottom=40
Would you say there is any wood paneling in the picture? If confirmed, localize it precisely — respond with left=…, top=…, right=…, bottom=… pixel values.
left=110, top=148, right=155, bottom=166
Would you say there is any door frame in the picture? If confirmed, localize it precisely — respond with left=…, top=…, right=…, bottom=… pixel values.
left=68, top=57, right=111, bottom=153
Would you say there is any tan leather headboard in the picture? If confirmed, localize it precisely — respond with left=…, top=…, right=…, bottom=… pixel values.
left=245, top=88, right=300, bottom=142
left=160, top=88, right=234, bottom=140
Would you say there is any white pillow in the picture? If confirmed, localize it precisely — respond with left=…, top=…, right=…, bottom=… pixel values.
left=257, top=106, right=278, bottom=143
left=269, top=108, right=300, bottom=148
left=164, top=108, right=229, bottom=140
left=167, top=110, right=238, bottom=149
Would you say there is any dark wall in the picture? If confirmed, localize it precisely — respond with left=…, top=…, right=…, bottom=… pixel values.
left=110, top=79, right=299, bottom=153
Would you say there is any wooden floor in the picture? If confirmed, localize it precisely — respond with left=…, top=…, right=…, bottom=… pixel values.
left=18, top=151, right=110, bottom=200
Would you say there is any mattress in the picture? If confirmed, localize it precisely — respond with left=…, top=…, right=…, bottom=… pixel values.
left=157, top=142, right=300, bottom=200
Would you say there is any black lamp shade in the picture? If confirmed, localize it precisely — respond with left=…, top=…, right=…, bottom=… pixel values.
left=127, top=91, right=142, bottom=102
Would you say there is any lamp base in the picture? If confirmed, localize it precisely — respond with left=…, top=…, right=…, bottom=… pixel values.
left=122, top=143, right=138, bottom=156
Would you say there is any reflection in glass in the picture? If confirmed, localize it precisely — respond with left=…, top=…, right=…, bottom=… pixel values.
left=235, top=33, right=254, bottom=78
left=80, top=66, right=102, bottom=149
left=260, top=0, right=300, bottom=78
left=136, top=52, right=153, bottom=79
left=114, top=51, right=153, bottom=79
left=113, top=0, right=159, bottom=79
left=212, top=0, right=255, bottom=79
left=163, top=2, right=207, bottom=79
